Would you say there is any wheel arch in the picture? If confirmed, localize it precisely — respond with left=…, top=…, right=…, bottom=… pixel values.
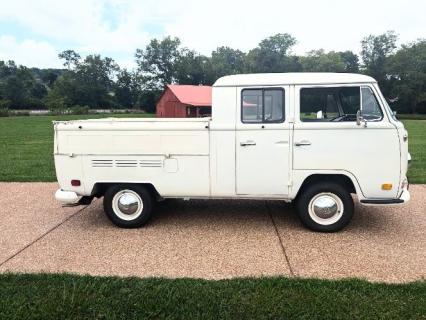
left=292, top=171, right=363, bottom=200
left=90, top=182, right=162, bottom=201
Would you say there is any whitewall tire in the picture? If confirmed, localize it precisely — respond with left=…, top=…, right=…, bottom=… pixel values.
left=296, top=182, right=354, bottom=232
left=104, top=185, right=153, bottom=228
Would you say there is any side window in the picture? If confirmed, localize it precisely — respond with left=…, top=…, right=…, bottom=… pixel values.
left=361, top=87, right=383, bottom=120
left=300, top=87, right=360, bottom=122
left=242, top=88, right=284, bottom=123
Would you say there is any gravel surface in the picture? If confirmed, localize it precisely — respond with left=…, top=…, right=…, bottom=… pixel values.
left=0, top=183, right=80, bottom=263
left=0, top=183, right=424, bottom=283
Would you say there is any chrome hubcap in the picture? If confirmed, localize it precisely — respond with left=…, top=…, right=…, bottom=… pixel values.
left=117, top=193, right=140, bottom=215
left=112, top=190, right=143, bottom=221
left=308, top=193, right=344, bottom=225
left=313, top=196, right=338, bottom=219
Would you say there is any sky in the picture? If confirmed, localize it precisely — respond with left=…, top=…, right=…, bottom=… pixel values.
left=0, top=0, right=424, bottom=69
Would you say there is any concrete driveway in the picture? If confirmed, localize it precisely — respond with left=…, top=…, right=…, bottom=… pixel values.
left=0, top=183, right=425, bottom=283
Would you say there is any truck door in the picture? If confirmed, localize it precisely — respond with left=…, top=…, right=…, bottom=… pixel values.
left=293, top=84, right=400, bottom=199
left=235, top=86, right=291, bottom=196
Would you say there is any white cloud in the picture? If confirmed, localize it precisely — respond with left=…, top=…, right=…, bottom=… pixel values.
left=164, top=0, right=426, bottom=55
left=0, top=36, right=61, bottom=68
left=0, top=0, right=425, bottom=68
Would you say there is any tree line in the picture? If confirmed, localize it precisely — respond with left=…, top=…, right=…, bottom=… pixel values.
left=0, top=31, right=425, bottom=114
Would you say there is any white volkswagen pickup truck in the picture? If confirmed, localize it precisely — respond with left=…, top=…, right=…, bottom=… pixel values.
left=54, top=73, right=410, bottom=232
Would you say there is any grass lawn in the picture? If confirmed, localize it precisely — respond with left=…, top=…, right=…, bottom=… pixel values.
left=402, top=120, right=426, bottom=184
left=397, top=114, right=426, bottom=120
left=0, top=115, right=425, bottom=183
left=0, top=273, right=424, bottom=319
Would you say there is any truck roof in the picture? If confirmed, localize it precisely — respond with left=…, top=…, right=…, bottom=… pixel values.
left=213, top=73, right=376, bottom=87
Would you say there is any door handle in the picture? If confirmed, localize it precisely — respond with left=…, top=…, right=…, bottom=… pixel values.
left=295, top=140, right=311, bottom=146
left=240, top=140, right=256, bottom=146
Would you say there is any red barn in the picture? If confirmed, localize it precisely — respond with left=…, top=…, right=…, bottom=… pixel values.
left=156, top=84, right=212, bottom=118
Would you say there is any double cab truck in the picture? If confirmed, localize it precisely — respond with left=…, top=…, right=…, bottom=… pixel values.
left=54, top=73, right=410, bottom=232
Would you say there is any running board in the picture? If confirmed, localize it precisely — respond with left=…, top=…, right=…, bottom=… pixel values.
left=360, top=199, right=404, bottom=204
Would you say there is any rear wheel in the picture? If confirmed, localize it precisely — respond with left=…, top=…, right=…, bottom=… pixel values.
left=296, top=182, right=354, bottom=232
left=103, top=184, right=153, bottom=228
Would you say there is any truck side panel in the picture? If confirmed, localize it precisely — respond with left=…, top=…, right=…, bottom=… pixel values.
left=80, top=155, right=210, bottom=197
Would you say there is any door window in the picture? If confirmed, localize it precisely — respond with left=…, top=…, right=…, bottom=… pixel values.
left=300, top=86, right=384, bottom=122
left=300, top=87, right=360, bottom=122
left=242, top=88, right=284, bottom=123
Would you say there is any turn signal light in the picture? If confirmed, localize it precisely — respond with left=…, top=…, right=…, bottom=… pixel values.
left=381, top=183, right=393, bottom=190
left=71, top=179, right=81, bottom=187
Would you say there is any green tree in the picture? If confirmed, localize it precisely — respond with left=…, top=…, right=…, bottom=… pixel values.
left=339, top=51, right=360, bottom=73
left=114, top=69, right=139, bottom=108
left=387, top=39, right=426, bottom=114
left=58, top=50, right=81, bottom=69
left=300, top=50, right=346, bottom=72
left=361, top=31, right=397, bottom=95
left=246, top=33, right=301, bottom=73
left=44, top=84, right=69, bottom=111
left=75, top=55, right=119, bottom=107
left=135, top=37, right=218, bottom=110
left=55, top=52, right=119, bottom=108
left=135, top=37, right=182, bottom=90
left=0, top=60, right=46, bottom=109
left=258, top=33, right=297, bottom=54
left=300, top=50, right=360, bottom=73
left=39, top=69, right=64, bottom=88
left=175, top=49, right=215, bottom=85
left=211, top=46, right=246, bottom=78
left=136, top=89, right=161, bottom=114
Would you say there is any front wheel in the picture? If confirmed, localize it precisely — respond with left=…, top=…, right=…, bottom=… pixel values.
left=103, top=184, right=153, bottom=228
left=296, top=182, right=354, bottom=232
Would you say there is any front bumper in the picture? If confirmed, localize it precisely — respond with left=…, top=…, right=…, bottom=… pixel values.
left=360, top=187, right=410, bottom=205
left=55, top=189, right=80, bottom=204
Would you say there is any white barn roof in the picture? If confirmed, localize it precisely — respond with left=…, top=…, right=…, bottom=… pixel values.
left=213, top=73, right=376, bottom=87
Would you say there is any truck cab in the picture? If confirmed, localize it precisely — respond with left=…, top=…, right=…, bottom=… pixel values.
left=54, top=73, right=410, bottom=232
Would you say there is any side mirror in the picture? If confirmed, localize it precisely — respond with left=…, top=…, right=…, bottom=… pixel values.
left=316, top=110, right=323, bottom=119
left=356, top=110, right=367, bottom=127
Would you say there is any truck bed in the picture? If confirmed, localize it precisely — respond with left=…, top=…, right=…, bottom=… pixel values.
left=54, top=117, right=212, bottom=197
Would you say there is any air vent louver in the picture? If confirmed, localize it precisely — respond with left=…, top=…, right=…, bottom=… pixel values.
left=139, top=160, right=162, bottom=168
left=91, top=159, right=163, bottom=168
left=92, top=160, right=113, bottom=167
left=115, top=160, right=138, bottom=167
